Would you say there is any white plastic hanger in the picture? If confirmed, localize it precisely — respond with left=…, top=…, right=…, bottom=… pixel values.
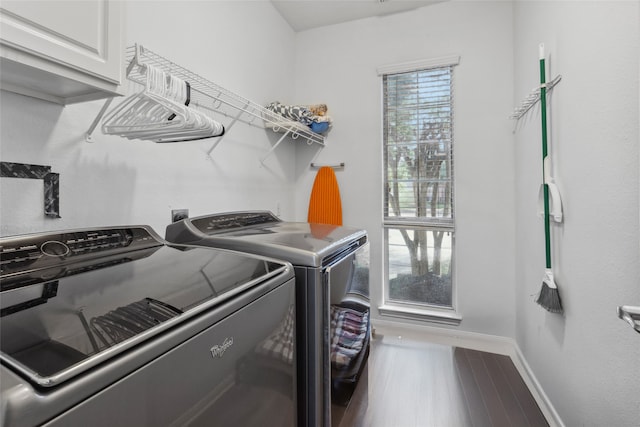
left=101, top=64, right=224, bottom=142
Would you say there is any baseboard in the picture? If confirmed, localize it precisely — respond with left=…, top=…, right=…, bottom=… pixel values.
left=372, top=319, right=565, bottom=427
left=508, top=342, right=565, bottom=427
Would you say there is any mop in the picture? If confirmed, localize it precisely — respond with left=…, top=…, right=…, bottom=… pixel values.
left=535, top=44, right=563, bottom=314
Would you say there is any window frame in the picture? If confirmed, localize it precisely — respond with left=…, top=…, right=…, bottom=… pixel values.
left=377, top=55, right=461, bottom=325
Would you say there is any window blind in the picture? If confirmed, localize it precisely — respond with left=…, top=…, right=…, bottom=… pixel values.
left=383, top=65, right=455, bottom=226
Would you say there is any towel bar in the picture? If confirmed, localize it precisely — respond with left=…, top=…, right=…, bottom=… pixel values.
left=310, top=162, right=345, bottom=169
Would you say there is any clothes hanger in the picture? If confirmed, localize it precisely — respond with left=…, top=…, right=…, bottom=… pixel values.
left=101, top=65, right=224, bottom=142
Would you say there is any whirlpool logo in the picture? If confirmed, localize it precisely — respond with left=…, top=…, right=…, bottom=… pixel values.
left=209, top=337, right=234, bottom=359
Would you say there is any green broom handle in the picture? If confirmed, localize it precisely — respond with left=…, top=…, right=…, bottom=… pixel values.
left=539, top=45, right=552, bottom=269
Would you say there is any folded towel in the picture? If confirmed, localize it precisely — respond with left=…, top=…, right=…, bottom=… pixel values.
left=330, top=305, right=369, bottom=369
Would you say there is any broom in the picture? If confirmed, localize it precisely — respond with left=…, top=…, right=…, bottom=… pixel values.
left=535, top=43, right=563, bottom=314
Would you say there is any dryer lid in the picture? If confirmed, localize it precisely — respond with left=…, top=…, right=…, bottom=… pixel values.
left=167, top=211, right=367, bottom=267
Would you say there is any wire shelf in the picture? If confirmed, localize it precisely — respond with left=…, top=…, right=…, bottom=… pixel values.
left=124, top=44, right=325, bottom=147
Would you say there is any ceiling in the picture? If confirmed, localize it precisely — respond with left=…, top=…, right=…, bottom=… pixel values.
left=271, top=0, right=444, bottom=32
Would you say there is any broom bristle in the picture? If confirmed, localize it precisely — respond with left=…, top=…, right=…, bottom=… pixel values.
left=536, top=281, right=563, bottom=314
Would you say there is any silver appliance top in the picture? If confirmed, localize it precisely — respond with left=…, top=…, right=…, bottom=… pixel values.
left=0, top=225, right=291, bottom=388
left=165, top=211, right=367, bottom=267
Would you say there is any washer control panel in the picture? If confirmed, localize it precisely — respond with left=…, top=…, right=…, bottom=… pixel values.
left=0, top=227, right=162, bottom=282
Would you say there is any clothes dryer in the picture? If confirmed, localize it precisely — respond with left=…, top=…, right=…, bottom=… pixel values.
left=166, top=211, right=370, bottom=427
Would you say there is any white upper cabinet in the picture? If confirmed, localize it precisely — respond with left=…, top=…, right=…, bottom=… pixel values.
left=0, top=0, right=124, bottom=104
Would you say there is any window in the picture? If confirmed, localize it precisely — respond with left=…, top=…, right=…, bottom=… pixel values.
left=378, top=56, right=459, bottom=322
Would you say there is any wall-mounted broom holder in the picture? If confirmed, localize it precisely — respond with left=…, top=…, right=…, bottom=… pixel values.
left=510, top=74, right=562, bottom=120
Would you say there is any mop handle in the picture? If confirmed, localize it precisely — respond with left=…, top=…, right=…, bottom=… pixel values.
left=539, top=43, right=552, bottom=269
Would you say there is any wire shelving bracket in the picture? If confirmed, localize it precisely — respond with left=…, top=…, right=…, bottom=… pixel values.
left=86, top=44, right=326, bottom=158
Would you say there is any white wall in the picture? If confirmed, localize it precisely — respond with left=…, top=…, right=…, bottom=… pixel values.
left=0, top=1, right=298, bottom=237
left=293, top=1, right=517, bottom=338
left=513, top=1, right=640, bottom=426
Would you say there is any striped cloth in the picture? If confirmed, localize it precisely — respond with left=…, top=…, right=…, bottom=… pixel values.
left=266, top=101, right=314, bottom=125
left=330, top=306, right=369, bottom=369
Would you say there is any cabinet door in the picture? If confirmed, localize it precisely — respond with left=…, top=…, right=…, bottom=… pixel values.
left=0, top=0, right=123, bottom=103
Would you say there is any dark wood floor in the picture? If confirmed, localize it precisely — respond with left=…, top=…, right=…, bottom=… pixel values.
left=337, top=333, right=549, bottom=427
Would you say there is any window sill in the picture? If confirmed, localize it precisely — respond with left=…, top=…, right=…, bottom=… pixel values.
left=378, top=304, right=462, bottom=326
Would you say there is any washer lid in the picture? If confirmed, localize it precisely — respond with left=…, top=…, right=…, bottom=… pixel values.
left=168, top=211, right=367, bottom=267
left=0, top=227, right=289, bottom=387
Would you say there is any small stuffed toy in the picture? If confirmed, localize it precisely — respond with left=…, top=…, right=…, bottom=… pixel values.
left=307, top=104, right=328, bottom=117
